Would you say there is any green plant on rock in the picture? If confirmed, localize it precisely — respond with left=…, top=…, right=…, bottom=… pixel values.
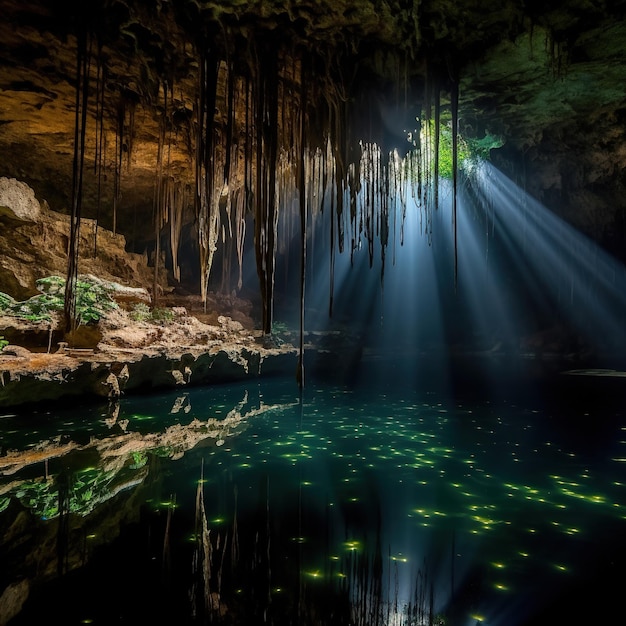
left=0, top=292, right=17, bottom=310
left=129, top=303, right=174, bottom=324
left=130, top=451, right=148, bottom=469
left=129, top=302, right=151, bottom=322
left=150, top=307, right=174, bottom=324
left=271, top=321, right=289, bottom=335
left=73, top=278, right=118, bottom=324
left=0, top=275, right=117, bottom=325
left=424, top=118, right=504, bottom=180
left=36, top=275, right=65, bottom=295
left=0, top=336, right=7, bottom=351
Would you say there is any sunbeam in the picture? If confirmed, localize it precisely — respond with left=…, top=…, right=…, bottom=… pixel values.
left=464, top=161, right=626, bottom=361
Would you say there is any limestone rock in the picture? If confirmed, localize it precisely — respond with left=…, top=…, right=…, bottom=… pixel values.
left=218, top=315, right=244, bottom=334
left=0, top=177, right=41, bottom=222
left=1, top=345, right=32, bottom=358
left=0, top=579, right=30, bottom=626
left=103, top=371, right=121, bottom=398
left=0, top=190, right=162, bottom=301
left=81, top=274, right=151, bottom=306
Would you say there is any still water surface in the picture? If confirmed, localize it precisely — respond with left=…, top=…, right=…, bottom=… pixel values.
left=2, top=363, right=625, bottom=625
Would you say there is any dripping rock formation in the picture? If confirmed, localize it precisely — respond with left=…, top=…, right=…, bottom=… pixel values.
left=0, top=1, right=624, bottom=259
left=0, top=0, right=625, bottom=388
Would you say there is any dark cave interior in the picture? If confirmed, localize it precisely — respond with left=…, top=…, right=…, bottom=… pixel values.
left=2, top=4, right=626, bottom=626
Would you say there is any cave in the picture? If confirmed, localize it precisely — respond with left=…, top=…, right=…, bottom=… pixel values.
left=2, top=1, right=626, bottom=624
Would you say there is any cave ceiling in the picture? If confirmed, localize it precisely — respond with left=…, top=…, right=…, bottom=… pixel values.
left=1, top=0, right=626, bottom=255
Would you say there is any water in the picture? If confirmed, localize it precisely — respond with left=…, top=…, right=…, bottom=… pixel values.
left=1, top=361, right=626, bottom=625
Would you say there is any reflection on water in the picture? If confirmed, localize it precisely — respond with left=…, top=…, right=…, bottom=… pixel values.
left=1, top=367, right=626, bottom=625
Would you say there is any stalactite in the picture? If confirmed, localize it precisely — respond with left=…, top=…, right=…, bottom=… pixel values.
left=93, top=46, right=106, bottom=258
left=76, top=23, right=471, bottom=345
left=421, top=63, right=431, bottom=227
left=168, top=178, right=185, bottom=283
left=223, top=57, right=235, bottom=186
left=379, top=151, right=390, bottom=287
left=451, top=76, right=459, bottom=290
left=220, top=195, right=233, bottom=294
left=297, top=60, right=307, bottom=388
left=433, top=78, right=441, bottom=215
left=152, top=81, right=168, bottom=305
left=232, top=186, right=245, bottom=291
left=113, top=100, right=124, bottom=236
left=64, top=25, right=91, bottom=334
left=126, top=98, right=136, bottom=172
left=196, top=49, right=221, bottom=311
left=328, top=140, right=336, bottom=317
left=252, top=41, right=280, bottom=335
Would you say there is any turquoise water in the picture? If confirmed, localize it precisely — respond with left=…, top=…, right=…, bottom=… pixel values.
left=1, top=362, right=626, bottom=625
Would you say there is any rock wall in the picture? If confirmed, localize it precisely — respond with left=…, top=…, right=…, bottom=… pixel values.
left=0, top=177, right=161, bottom=301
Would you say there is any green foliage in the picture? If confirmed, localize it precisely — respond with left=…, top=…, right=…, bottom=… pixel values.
left=130, top=451, right=148, bottom=469
left=0, top=292, right=16, bottom=309
left=36, top=275, right=65, bottom=295
left=14, top=479, right=58, bottom=519
left=0, top=336, right=7, bottom=351
left=0, top=276, right=117, bottom=325
left=466, top=132, right=505, bottom=159
left=129, top=302, right=174, bottom=324
left=425, top=119, right=504, bottom=180
left=271, top=321, right=290, bottom=335
left=129, top=302, right=151, bottom=322
left=73, top=279, right=118, bottom=324
left=12, top=467, right=118, bottom=519
left=150, top=307, right=174, bottom=324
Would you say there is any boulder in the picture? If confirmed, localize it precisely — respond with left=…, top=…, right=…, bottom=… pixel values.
left=0, top=177, right=41, bottom=222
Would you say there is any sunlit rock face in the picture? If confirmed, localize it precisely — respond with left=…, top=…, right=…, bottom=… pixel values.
left=0, top=0, right=625, bottom=301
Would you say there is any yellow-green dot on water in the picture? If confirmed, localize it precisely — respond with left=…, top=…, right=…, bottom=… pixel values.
left=390, top=554, right=408, bottom=563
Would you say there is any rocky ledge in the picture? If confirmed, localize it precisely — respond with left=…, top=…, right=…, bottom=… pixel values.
left=0, top=310, right=297, bottom=410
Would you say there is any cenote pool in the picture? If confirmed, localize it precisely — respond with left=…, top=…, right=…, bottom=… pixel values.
left=1, top=358, right=626, bottom=625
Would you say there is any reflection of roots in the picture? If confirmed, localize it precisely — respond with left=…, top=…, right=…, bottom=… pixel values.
left=191, top=462, right=230, bottom=620
left=209, top=591, right=227, bottom=615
